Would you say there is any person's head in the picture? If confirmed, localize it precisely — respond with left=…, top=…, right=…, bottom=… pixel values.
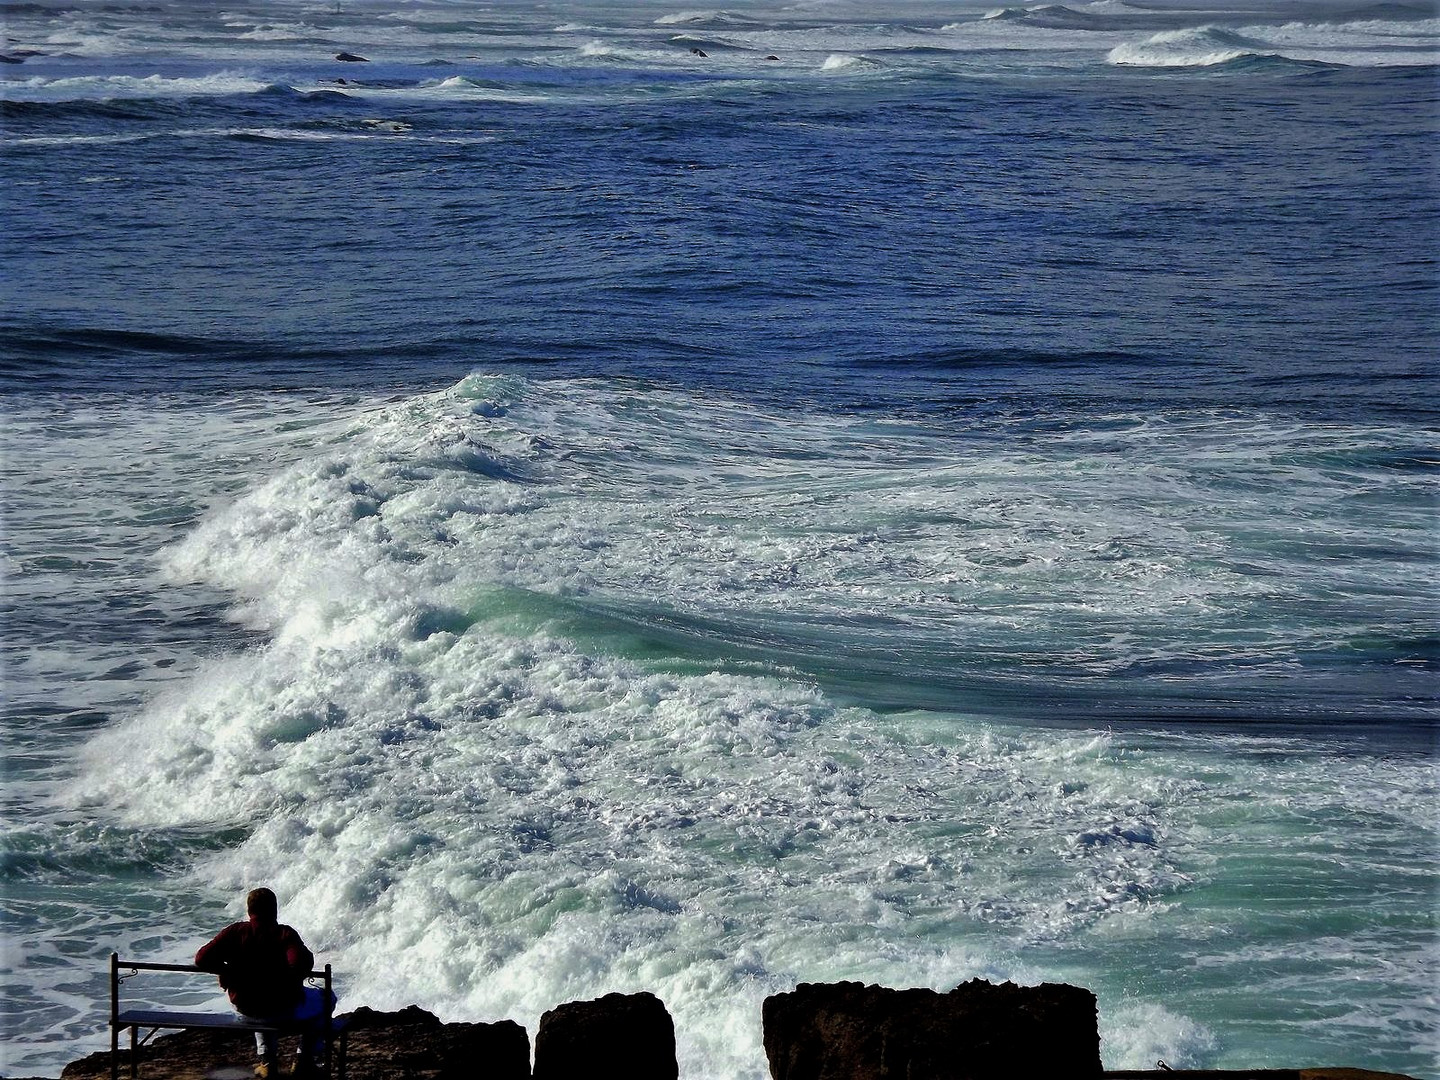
left=246, top=887, right=279, bottom=924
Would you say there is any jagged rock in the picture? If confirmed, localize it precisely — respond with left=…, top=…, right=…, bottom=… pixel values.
left=59, top=1006, right=529, bottom=1080
left=335, top=52, right=369, bottom=62
left=341, top=1005, right=529, bottom=1079
left=532, top=991, right=677, bottom=1080
left=63, top=1028, right=257, bottom=1080
left=762, top=979, right=1101, bottom=1080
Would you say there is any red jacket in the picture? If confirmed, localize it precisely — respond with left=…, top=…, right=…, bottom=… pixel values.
left=195, top=918, right=313, bottom=1017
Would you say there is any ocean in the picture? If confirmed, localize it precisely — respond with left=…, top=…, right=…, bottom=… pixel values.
left=1, top=0, right=1437, bottom=1075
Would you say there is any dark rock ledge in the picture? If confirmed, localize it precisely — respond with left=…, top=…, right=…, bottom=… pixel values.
left=48, top=980, right=1421, bottom=1080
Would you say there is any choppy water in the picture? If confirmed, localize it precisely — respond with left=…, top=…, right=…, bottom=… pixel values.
left=2, top=1, right=1437, bottom=1077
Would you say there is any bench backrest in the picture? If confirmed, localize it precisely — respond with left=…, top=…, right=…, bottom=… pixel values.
left=110, top=953, right=334, bottom=1026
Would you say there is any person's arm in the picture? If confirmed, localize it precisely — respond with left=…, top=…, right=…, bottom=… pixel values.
left=194, top=925, right=234, bottom=971
left=281, top=926, right=314, bottom=976
left=195, top=924, right=240, bottom=990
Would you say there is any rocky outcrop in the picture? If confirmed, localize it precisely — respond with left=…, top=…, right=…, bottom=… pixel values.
left=55, top=988, right=1422, bottom=1080
left=340, top=1005, right=529, bottom=1079
left=59, top=1006, right=529, bottom=1080
left=762, top=979, right=1102, bottom=1080
left=532, top=991, right=677, bottom=1080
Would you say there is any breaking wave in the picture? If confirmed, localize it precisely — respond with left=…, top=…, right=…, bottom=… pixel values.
left=1109, top=20, right=1440, bottom=67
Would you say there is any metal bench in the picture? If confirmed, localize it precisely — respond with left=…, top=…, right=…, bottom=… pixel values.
left=109, top=953, right=346, bottom=1080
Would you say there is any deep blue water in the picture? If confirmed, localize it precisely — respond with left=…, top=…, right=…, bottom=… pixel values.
left=4, top=44, right=1437, bottom=422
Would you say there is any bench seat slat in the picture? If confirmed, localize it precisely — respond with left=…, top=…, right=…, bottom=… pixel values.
left=117, top=1009, right=292, bottom=1032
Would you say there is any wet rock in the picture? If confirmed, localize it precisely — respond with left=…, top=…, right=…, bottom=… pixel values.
left=335, top=52, right=370, bottom=62
left=762, top=979, right=1101, bottom=1080
left=532, top=991, right=676, bottom=1080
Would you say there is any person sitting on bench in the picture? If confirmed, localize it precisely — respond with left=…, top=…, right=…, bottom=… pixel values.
left=195, top=887, right=335, bottom=1077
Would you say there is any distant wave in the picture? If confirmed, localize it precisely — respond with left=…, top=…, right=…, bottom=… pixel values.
left=977, top=2, right=1439, bottom=39
left=990, top=0, right=1437, bottom=22
left=0, top=72, right=273, bottom=103
left=653, top=9, right=765, bottom=28
left=983, top=4, right=1104, bottom=28
left=861, top=347, right=1152, bottom=371
left=0, top=327, right=263, bottom=375
left=578, top=39, right=625, bottom=58
left=0, top=82, right=376, bottom=123
left=430, top=74, right=510, bottom=90
left=1108, top=27, right=1282, bottom=67
left=1331, top=2, right=1437, bottom=19
left=665, top=34, right=752, bottom=53
left=234, top=22, right=326, bottom=43
left=348, top=75, right=552, bottom=104
left=1105, top=23, right=1437, bottom=67
left=973, top=3, right=1211, bottom=31
left=9, top=71, right=554, bottom=107
left=221, top=123, right=414, bottom=143
left=871, top=44, right=967, bottom=57
left=820, top=53, right=882, bottom=72
left=1074, top=0, right=1150, bottom=12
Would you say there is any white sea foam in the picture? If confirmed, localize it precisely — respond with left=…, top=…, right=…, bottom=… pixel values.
left=1, top=72, right=272, bottom=102
left=36, top=24, right=124, bottom=59
left=1101, top=1003, right=1217, bottom=1069
left=820, top=52, right=875, bottom=71
left=41, top=377, right=1437, bottom=1077
left=70, top=622, right=1202, bottom=1074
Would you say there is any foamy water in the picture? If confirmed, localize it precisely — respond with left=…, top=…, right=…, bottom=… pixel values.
left=6, top=378, right=1435, bottom=1075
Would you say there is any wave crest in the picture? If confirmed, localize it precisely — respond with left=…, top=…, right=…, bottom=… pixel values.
left=1109, top=27, right=1283, bottom=67
left=983, top=5, right=1102, bottom=27
left=653, top=10, right=763, bottom=28
left=0, top=71, right=273, bottom=103
left=1108, top=19, right=1440, bottom=67
left=820, top=53, right=881, bottom=72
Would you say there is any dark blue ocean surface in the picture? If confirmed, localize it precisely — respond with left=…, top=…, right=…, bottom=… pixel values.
left=4, top=26, right=1437, bottom=423
left=2, top=3, right=1437, bottom=1076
